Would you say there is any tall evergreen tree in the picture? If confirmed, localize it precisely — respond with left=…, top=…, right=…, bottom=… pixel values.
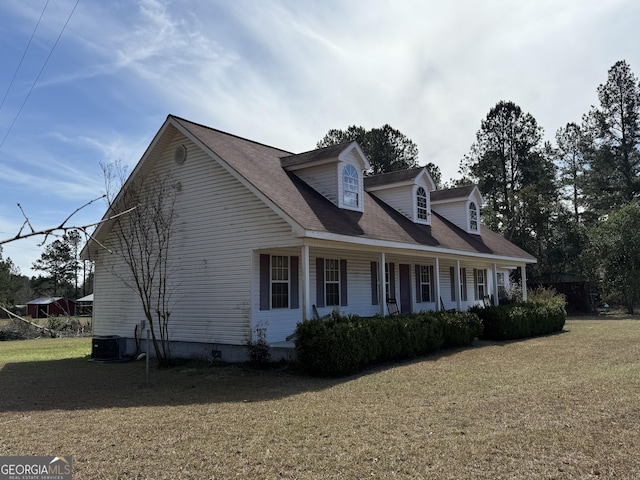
left=0, top=248, right=22, bottom=305
left=586, top=201, right=640, bottom=313
left=32, top=234, right=77, bottom=296
left=555, top=122, right=586, bottom=224
left=460, top=101, right=558, bottom=247
left=317, top=124, right=441, bottom=184
left=582, top=60, right=640, bottom=217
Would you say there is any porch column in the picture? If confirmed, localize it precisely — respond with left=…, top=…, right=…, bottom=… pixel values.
left=492, top=263, right=499, bottom=306
left=521, top=264, right=528, bottom=301
left=434, top=257, right=441, bottom=311
left=302, top=244, right=311, bottom=320
left=455, top=259, right=462, bottom=311
left=380, top=252, right=387, bottom=316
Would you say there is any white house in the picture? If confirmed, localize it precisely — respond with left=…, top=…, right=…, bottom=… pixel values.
left=84, top=115, right=536, bottom=361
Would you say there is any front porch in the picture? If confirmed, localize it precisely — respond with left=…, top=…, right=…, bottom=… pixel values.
left=253, top=240, right=531, bottom=344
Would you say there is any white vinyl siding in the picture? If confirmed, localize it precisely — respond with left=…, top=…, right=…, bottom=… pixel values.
left=372, top=185, right=414, bottom=219
left=291, top=163, right=338, bottom=205
left=432, top=200, right=467, bottom=231
left=93, top=131, right=298, bottom=346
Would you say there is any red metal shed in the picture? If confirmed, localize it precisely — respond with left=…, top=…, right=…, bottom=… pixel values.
left=26, top=297, right=76, bottom=318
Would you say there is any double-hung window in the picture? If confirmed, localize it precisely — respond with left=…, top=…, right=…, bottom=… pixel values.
left=271, top=255, right=289, bottom=308
left=316, top=258, right=347, bottom=308
left=419, top=265, right=434, bottom=302
left=325, top=259, right=341, bottom=306
left=475, top=268, right=486, bottom=301
left=260, top=254, right=298, bottom=310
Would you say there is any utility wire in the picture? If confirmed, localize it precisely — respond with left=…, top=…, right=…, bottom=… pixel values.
left=0, top=0, right=51, bottom=114
left=0, top=0, right=81, bottom=150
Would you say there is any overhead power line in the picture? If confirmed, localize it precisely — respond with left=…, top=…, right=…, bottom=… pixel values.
left=0, top=0, right=81, bottom=150
left=0, top=0, right=51, bottom=114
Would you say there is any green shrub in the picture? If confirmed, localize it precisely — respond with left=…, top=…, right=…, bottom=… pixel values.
left=294, top=310, right=482, bottom=376
left=438, top=311, right=484, bottom=348
left=471, top=291, right=566, bottom=341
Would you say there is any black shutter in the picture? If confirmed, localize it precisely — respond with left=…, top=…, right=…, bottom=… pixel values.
left=259, top=254, right=270, bottom=310
left=316, top=257, right=325, bottom=308
left=340, top=259, right=348, bottom=306
left=371, top=262, right=379, bottom=305
left=290, top=256, right=299, bottom=309
left=415, top=265, right=422, bottom=303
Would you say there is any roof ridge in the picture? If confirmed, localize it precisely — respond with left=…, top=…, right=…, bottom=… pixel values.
left=169, top=114, right=294, bottom=156
left=280, top=140, right=355, bottom=160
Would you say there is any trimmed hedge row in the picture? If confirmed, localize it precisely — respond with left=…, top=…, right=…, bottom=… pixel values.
left=470, top=299, right=566, bottom=341
left=294, top=311, right=482, bottom=376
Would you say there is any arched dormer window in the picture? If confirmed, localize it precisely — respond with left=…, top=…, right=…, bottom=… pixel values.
left=469, top=201, right=478, bottom=231
left=417, top=187, right=428, bottom=221
left=343, top=164, right=359, bottom=207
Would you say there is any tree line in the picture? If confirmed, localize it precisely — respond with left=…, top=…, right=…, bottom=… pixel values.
left=1, top=60, right=638, bottom=312
left=0, top=231, right=93, bottom=307
left=318, top=60, right=640, bottom=311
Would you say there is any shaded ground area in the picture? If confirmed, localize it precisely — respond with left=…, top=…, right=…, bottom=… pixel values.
left=1, top=318, right=639, bottom=479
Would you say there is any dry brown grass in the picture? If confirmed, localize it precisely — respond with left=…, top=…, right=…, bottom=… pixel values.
left=1, top=317, right=639, bottom=479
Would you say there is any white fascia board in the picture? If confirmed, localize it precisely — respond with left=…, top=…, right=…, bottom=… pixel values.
left=301, top=230, right=537, bottom=264
left=418, top=169, right=437, bottom=191
left=339, top=142, right=372, bottom=171
left=170, top=119, right=305, bottom=235
left=472, top=186, right=484, bottom=206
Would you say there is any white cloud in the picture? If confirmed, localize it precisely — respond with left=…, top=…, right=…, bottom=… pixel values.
left=2, top=0, right=640, bottom=276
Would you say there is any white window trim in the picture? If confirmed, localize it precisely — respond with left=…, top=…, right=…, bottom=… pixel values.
left=271, top=255, right=290, bottom=309
left=419, top=265, right=433, bottom=302
left=339, top=163, right=363, bottom=212
left=325, top=258, right=341, bottom=306
left=415, top=186, right=430, bottom=224
left=469, top=201, right=479, bottom=232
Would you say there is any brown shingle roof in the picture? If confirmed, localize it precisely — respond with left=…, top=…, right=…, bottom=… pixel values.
left=363, top=167, right=426, bottom=188
left=430, top=185, right=476, bottom=202
left=280, top=141, right=354, bottom=168
left=172, top=116, right=535, bottom=262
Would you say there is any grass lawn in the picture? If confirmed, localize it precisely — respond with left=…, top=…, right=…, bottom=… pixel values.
left=1, top=317, right=639, bottom=479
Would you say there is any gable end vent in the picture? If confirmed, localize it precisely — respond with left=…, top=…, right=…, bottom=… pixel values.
left=174, top=144, right=187, bottom=165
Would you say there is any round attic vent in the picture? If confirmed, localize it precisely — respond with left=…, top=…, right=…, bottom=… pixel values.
left=174, top=144, right=187, bottom=165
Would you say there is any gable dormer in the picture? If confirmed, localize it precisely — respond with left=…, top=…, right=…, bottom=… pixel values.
left=280, top=141, right=370, bottom=212
left=364, top=167, right=436, bottom=224
left=430, top=185, right=483, bottom=235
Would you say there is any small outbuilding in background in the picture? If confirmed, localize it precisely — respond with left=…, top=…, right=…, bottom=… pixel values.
left=26, top=297, right=76, bottom=318
left=76, top=293, right=93, bottom=317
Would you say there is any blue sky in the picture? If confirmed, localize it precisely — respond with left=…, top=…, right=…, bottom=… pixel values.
left=1, top=0, right=639, bottom=275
